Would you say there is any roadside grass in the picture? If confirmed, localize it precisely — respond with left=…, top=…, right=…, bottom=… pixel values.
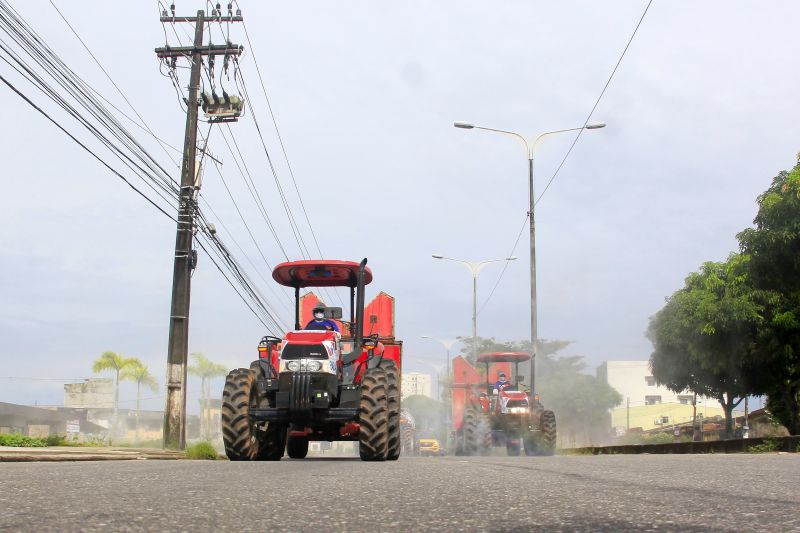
left=0, top=434, right=112, bottom=448
left=0, top=434, right=48, bottom=447
left=114, top=438, right=163, bottom=449
left=747, top=438, right=781, bottom=453
left=185, top=441, right=219, bottom=460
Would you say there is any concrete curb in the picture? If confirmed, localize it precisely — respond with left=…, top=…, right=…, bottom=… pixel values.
left=561, top=436, right=800, bottom=455
left=0, top=446, right=185, bottom=462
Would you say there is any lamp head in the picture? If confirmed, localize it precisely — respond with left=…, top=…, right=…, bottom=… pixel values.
left=432, top=254, right=444, bottom=259
left=454, top=121, right=474, bottom=129
left=585, top=122, right=606, bottom=130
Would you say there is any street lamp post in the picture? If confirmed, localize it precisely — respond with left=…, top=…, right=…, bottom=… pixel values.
left=454, top=120, right=605, bottom=394
left=431, top=254, right=517, bottom=359
left=420, top=336, right=459, bottom=397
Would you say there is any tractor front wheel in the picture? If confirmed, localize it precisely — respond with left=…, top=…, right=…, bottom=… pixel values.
left=506, top=439, right=521, bottom=456
left=221, top=368, right=262, bottom=461
left=287, top=435, right=309, bottom=459
left=359, top=367, right=389, bottom=461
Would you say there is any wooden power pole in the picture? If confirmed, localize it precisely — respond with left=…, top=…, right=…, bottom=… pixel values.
left=156, top=6, right=243, bottom=449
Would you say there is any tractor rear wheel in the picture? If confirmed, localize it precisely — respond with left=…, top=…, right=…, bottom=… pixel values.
left=287, top=435, right=309, bottom=459
left=541, top=410, right=557, bottom=455
left=463, top=407, right=479, bottom=455
left=477, top=414, right=492, bottom=455
left=380, top=359, right=401, bottom=460
left=221, top=368, right=262, bottom=461
left=256, top=424, right=286, bottom=461
left=359, top=367, right=389, bottom=461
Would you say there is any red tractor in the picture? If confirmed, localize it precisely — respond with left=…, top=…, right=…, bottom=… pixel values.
left=451, top=352, right=556, bottom=456
left=221, top=259, right=403, bottom=461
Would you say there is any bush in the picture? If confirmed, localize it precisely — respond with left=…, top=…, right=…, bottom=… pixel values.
left=747, top=438, right=780, bottom=453
left=45, top=434, right=69, bottom=446
left=618, top=432, right=675, bottom=445
left=185, top=441, right=219, bottom=460
left=0, top=434, right=48, bottom=447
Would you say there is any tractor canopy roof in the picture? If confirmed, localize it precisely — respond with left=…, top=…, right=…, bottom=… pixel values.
left=476, top=351, right=531, bottom=363
left=272, top=260, right=373, bottom=288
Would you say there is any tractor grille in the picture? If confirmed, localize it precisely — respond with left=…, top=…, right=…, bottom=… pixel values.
left=290, top=372, right=312, bottom=412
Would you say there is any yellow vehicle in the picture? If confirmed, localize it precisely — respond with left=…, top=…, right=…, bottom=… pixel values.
left=418, top=438, right=444, bottom=457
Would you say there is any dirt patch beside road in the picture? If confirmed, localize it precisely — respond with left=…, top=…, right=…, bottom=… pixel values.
left=0, top=446, right=184, bottom=462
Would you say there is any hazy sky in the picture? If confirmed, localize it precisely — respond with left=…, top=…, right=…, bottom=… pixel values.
left=1, top=1, right=798, bottom=411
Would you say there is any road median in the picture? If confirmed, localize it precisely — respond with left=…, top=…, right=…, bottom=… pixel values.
left=0, top=446, right=185, bottom=462
left=561, top=435, right=800, bottom=455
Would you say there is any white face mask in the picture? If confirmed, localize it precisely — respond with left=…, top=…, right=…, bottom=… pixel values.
left=314, top=312, right=324, bottom=320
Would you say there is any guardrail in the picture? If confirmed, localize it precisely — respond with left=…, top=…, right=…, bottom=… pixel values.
left=561, top=436, right=800, bottom=455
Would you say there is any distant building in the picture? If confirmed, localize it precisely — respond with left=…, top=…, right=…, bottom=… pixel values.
left=597, top=360, right=741, bottom=433
left=64, top=378, right=113, bottom=408
left=401, top=372, right=432, bottom=399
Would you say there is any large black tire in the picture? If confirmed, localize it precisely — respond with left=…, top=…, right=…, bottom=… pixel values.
left=541, top=410, right=557, bottom=455
left=359, top=367, right=389, bottom=461
left=248, top=360, right=286, bottom=461
left=380, top=359, right=401, bottom=460
left=463, top=407, right=479, bottom=455
left=221, top=368, right=262, bottom=461
left=401, top=428, right=415, bottom=457
left=477, top=414, right=492, bottom=456
left=257, top=424, right=286, bottom=461
left=287, top=435, right=309, bottom=459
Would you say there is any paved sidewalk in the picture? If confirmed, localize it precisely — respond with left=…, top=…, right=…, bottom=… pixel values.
left=0, top=446, right=184, bottom=462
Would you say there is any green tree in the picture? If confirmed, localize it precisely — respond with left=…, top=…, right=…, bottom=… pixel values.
left=738, top=159, right=800, bottom=434
left=92, top=351, right=133, bottom=436
left=647, top=254, right=761, bottom=437
left=188, top=353, right=229, bottom=439
left=120, top=358, right=158, bottom=442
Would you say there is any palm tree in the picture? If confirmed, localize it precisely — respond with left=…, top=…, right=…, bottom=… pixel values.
left=188, top=353, right=229, bottom=439
left=121, top=358, right=159, bottom=442
left=92, top=351, right=132, bottom=437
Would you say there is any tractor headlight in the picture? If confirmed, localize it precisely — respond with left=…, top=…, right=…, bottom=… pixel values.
left=286, top=361, right=301, bottom=372
left=305, top=360, right=322, bottom=372
left=508, top=407, right=529, bottom=414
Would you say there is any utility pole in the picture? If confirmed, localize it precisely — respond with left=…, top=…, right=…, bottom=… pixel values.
left=156, top=6, right=243, bottom=449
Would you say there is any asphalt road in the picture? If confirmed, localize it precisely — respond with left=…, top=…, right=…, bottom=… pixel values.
left=1, top=454, right=798, bottom=532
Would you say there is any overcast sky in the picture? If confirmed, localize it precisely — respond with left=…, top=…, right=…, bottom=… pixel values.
left=1, top=1, right=798, bottom=411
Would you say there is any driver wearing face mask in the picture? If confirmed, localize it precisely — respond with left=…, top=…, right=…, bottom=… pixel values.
left=304, top=305, right=340, bottom=332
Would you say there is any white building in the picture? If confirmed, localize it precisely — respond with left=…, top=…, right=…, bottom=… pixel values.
left=401, top=372, right=432, bottom=399
left=596, top=360, right=715, bottom=408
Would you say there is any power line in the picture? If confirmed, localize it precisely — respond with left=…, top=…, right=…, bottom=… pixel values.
left=0, top=71, right=177, bottom=221
left=48, top=0, right=180, bottom=170
left=535, top=0, right=654, bottom=206
left=477, top=0, right=655, bottom=312
left=477, top=213, right=528, bottom=315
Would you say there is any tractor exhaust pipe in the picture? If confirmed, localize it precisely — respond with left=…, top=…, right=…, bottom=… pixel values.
left=354, top=258, right=368, bottom=351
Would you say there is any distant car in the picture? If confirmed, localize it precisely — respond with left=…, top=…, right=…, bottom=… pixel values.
left=418, top=438, right=445, bottom=456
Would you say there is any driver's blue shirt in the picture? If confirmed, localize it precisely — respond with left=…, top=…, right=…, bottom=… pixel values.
left=304, top=319, right=339, bottom=332
left=494, top=379, right=511, bottom=390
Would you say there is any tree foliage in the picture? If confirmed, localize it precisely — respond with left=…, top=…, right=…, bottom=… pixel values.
left=188, top=353, right=229, bottom=440
left=738, top=160, right=800, bottom=434
left=647, top=254, right=761, bottom=437
left=120, top=358, right=158, bottom=442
